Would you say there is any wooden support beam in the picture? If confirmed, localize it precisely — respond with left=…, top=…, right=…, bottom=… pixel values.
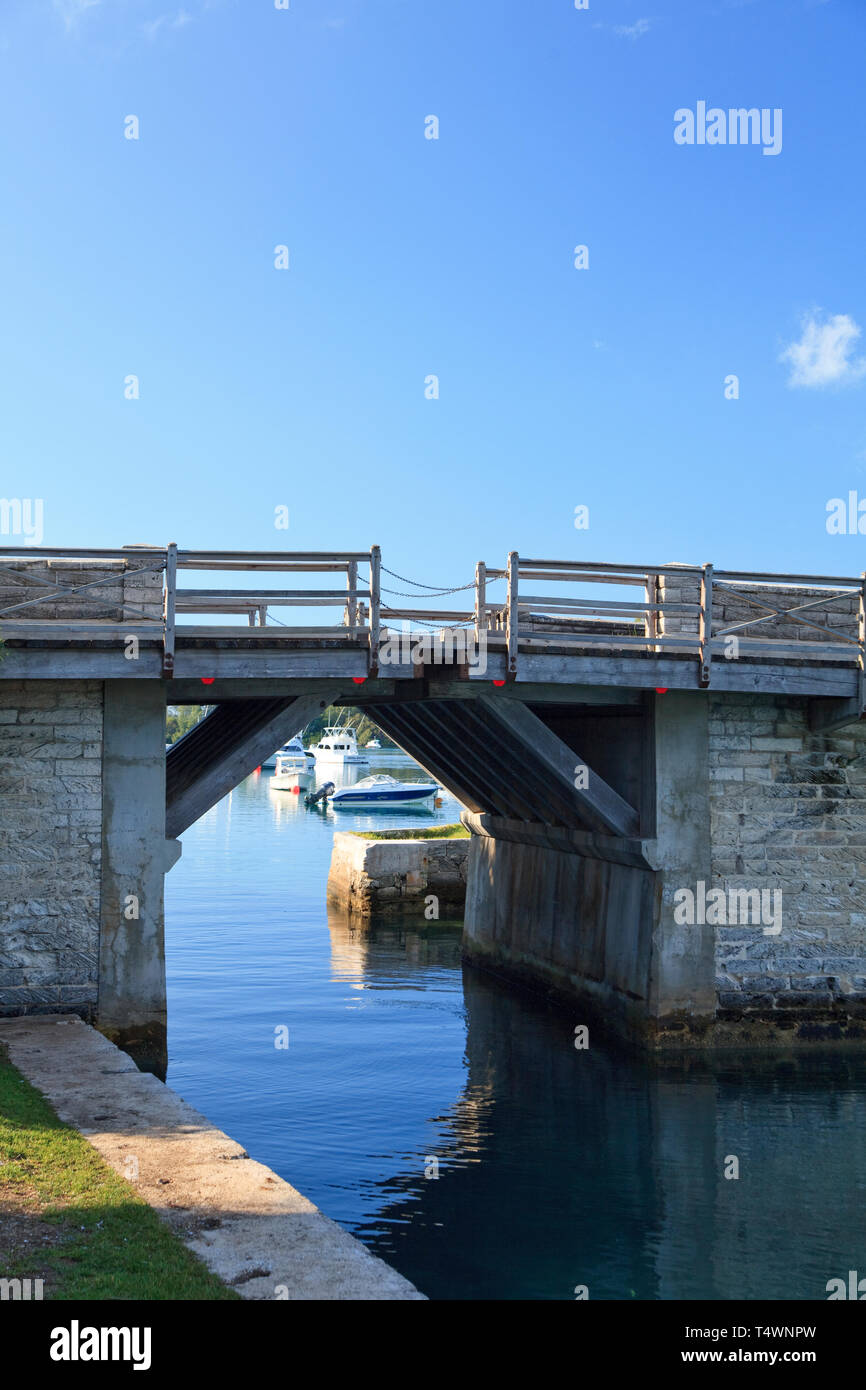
left=478, top=694, right=640, bottom=838
left=165, top=689, right=340, bottom=838
left=807, top=696, right=866, bottom=734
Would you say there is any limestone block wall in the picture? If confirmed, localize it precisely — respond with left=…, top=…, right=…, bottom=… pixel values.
left=708, top=692, right=866, bottom=1018
left=658, top=572, right=858, bottom=647
left=0, top=680, right=103, bottom=1016
left=0, top=555, right=163, bottom=622
left=328, top=831, right=469, bottom=919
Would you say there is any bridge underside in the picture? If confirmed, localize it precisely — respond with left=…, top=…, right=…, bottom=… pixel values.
left=349, top=686, right=713, bottom=1044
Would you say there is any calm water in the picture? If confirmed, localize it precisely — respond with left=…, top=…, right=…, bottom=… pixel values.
left=165, top=751, right=866, bottom=1300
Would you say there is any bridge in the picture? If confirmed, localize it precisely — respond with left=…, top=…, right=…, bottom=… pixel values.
left=2, top=543, right=866, bottom=1069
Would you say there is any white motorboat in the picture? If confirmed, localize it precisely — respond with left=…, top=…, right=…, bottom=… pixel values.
left=269, top=736, right=316, bottom=790
left=330, top=774, right=440, bottom=810
left=262, top=734, right=311, bottom=772
left=312, top=724, right=369, bottom=767
left=366, top=737, right=382, bottom=749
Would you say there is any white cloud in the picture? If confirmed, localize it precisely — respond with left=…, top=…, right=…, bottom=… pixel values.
left=613, top=18, right=652, bottom=39
left=780, top=311, right=866, bottom=389
left=53, top=0, right=101, bottom=29
left=143, top=9, right=193, bottom=40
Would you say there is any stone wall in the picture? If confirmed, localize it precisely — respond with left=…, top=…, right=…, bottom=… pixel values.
left=328, top=831, right=469, bottom=919
left=708, top=692, right=866, bottom=1028
left=0, top=680, right=103, bottom=1017
left=657, top=571, right=858, bottom=648
left=0, top=555, right=163, bottom=622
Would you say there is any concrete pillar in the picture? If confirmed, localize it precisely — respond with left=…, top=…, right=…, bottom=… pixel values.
left=98, top=681, right=176, bottom=1074
left=643, top=690, right=716, bottom=1032
left=461, top=691, right=717, bottom=1048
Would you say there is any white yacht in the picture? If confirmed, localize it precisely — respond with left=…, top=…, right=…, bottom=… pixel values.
left=312, top=724, right=369, bottom=767
left=270, top=736, right=316, bottom=791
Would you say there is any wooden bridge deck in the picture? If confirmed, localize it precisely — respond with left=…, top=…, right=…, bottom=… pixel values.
left=1, top=545, right=864, bottom=716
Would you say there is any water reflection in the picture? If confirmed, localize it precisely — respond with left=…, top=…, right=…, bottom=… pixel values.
left=166, top=763, right=866, bottom=1302
left=333, top=923, right=866, bottom=1301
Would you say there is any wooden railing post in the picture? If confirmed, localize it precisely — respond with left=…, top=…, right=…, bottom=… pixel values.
left=859, top=572, right=866, bottom=716
left=475, top=560, right=487, bottom=642
left=346, top=559, right=358, bottom=630
left=163, top=542, right=177, bottom=677
left=506, top=550, right=519, bottom=680
left=369, top=545, right=381, bottom=675
left=699, top=562, right=713, bottom=687
left=645, top=572, right=659, bottom=652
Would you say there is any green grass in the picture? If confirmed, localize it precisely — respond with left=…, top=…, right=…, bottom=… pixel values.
left=350, top=823, right=470, bottom=841
left=0, top=1045, right=237, bottom=1300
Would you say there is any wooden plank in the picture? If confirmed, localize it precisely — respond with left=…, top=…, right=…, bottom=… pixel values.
left=518, top=559, right=703, bottom=577
left=517, top=597, right=696, bottom=614
left=345, top=560, right=358, bottom=629
left=163, top=542, right=177, bottom=678
left=170, top=650, right=371, bottom=679
left=176, top=561, right=354, bottom=572
left=475, top=560, right=486, bottom=640
left=0, top=621, right=163, bottom=640
left=517, top=630, right=697, bottom=650
left=381, top=609, right=474, bottom=623
left=710, top=637, right=857, bottom=660
left=506, top=550, right=519, bottom=680
left=713, top=570, right=859, bottom=587
left=175, top=625, right=366, bottom=639
left=478, top=695, right=640, bottom=837
left=698, top=563, right=712, bottom=688
left=0, top=547, right=166, bottom=560
left=167, top=677, right=371, bottom=702
left=176, top=589, right=368, bottom=602
left=369, top=544, right=381, bottom=676
left=176, top=550, right=368, bottom=564
left=646, top=573, right=660, bottom=653
left=519, top=570, right=653, bottom=586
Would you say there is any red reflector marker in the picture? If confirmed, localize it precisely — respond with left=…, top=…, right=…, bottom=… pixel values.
left=492, top=679, right=505, bottom=687
left=655, top=688, right=668, bottom=694
left=352, top=677, right=366, bottom=685
left=201, top=677, right=215, bottom=685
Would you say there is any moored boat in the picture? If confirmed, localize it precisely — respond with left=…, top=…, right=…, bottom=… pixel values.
left=330, top=773, right=439, bottom=810
left=312, top=723, right=369, bottom=767
left=270, top=736, right=316, bottom=791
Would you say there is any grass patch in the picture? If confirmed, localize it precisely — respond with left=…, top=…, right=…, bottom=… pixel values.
left=350, top=823, right=470, bottom=841
left=0, top=1044, right=237, bottom=1300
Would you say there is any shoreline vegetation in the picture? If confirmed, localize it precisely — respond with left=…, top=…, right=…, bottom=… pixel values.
left=349, top=824, right=469, bottom=841
left=0, top=1044, right=236, bottom=1301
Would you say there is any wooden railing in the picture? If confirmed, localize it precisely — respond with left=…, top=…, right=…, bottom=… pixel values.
left=1, top=545, right=864, bottom=691
left=483, top=554, right=866, bottom=688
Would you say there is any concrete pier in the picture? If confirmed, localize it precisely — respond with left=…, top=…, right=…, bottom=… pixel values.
left=0, top=1016, right=424, bottom=1300
left=327, top=830, right=469, bottom=919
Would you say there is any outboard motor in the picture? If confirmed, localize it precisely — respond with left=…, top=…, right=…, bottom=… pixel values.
left=305, top=781, right=335, bottom=807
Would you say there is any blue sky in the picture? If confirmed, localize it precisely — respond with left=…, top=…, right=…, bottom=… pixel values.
left=1, top=0, right=865, bottom=599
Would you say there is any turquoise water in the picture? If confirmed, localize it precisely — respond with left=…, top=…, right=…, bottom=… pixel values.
left=164, top=751, right=866, bottom=1301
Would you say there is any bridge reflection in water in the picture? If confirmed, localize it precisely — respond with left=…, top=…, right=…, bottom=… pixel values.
left=325, top=910, right=866, bottom=1301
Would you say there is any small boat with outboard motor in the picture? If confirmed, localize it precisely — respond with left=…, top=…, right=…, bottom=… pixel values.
left=329, top=774, right=440, bottom=811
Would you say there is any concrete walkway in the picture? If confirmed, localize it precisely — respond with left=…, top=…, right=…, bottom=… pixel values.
left=0, top=1016, right=424, bottom=1300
